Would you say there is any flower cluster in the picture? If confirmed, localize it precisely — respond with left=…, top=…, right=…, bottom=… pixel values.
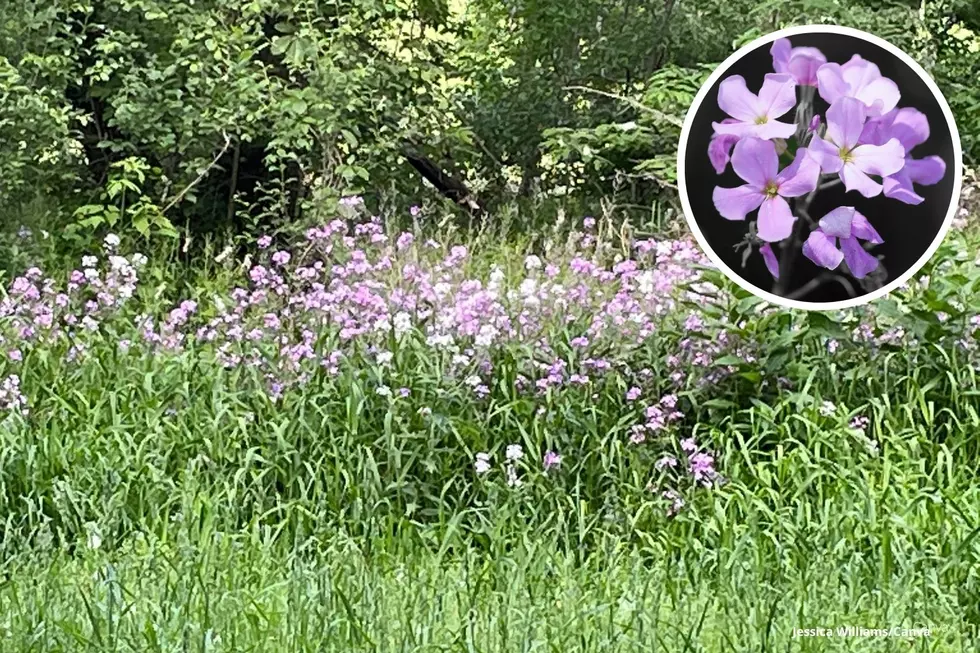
left=710, top=38, right=946, bottom=289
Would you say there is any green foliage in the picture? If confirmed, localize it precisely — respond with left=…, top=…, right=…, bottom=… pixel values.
left=0, top=0, right=977, bottom=239
left=70, top=157, right=177, bottom=242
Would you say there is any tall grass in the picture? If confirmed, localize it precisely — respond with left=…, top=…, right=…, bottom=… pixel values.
left=1, top=200, right=979, bottom=650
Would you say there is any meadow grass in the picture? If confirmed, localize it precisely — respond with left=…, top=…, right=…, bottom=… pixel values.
left=1, top=209, right=980, bottom=651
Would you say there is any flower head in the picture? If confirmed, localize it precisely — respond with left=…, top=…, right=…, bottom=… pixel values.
left=860, top=107, right=946, bottom=205
left=802, top=207, right=883, bottom=279
left=474, top=452, right=491, bottom=475
left=808, top=98, right=905, bottom=197
left=712, top=73, right=798, bottom=140
left=770, top=38, right=827, bottom=87
left=817, top=55, right=900, bottom=116
left=543, top=450, right=562, bottom=470
left=712, top=137, right=820, bottom=242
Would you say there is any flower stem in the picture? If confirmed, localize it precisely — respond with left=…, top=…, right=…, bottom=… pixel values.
left=773, top=91, right=821, bottom=298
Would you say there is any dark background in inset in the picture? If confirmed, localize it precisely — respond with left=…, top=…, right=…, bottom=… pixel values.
left=683, top=33, right=957, bottom=303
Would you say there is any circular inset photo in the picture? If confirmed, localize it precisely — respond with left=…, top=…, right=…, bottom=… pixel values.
left=677, top=25, right=962, bottom=309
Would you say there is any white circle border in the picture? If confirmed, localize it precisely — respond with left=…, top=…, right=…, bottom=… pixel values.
left=676, top=24, right=964, bottom=311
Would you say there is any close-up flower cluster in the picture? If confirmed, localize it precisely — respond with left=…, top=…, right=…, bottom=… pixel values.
left=709, top=38, right=948, bottom=296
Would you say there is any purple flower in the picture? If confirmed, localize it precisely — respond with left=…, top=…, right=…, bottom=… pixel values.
left=257, top=235, right=273, bottom=249
left=689, top=451, right=718, bottom=485
left=711, top=73, right=798, bottom=140
left=708, top=122, right=740, bottom=174
left=860, top=108, right=946, bottom=205
left=770, top=38, right=826, bottom=86
left=808, top=98, right=905, bottom=198
left=760, top=243, right=779, bottom=279
left=626, top=386, right=642, bottom=401
left=663, top=489, right=685, bottom=516
left=543, top=450, right=562, bottom=470
left=817, top=55, right=900, bottom=116
left=802, top=207, right=883, bottom=278
left=712, top=138, right=820, bottom=242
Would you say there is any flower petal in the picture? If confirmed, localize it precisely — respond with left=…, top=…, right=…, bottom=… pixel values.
left=840, top=55, right=882, bottom=92
left=731, top=137, right=778, bottom=188
left=753, top=120, right=798, bottom=140
left=850, top=211, right=883, bottom=244
left=807, top=134, right=844, bottom=173
left=708, top=132, right=740, bottom=174
left=840, top=163, right=883, bottom=198
left=818, top=206, right=856, bottom=239
left=711, top=120, right=755, bottom=138
left=859, top=113, right=891, bottom=146
left=756, top=196, right=795, bottom=242
left=852, top=138, right=906, bottom=177
left=856, top=77, right=900, bottom=116
left=802, top=230, right=844, bottom=270
left=775, top=149, right=820, bottom=197
left=905, top=155, right=946, bottom=185
left=840, top=236, right=879, bottom=278
left=883, top=170, right=925, bottom=205
left=712, top=184, right=765, bottom=221
left=771, top=39, right=792, bottom=74
left=816, top=63, right=848, bottom=105
left=826, top=97, right=867, bottom=150
left=787, top=54, right=827, bottom=86
left=887, top=108, right=930, bottom=151
left=760, top=243, right=779, bottom=279
left=717, top=75, right=761, bottom=122
left=757, top=73, right=797, bottom=120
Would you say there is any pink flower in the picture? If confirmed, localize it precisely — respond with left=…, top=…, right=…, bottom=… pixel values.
left=711, top=73, right=798, bottom=140
left=808, top=98, right=905, bottom=198
left=802, top=207, right=883, bottom=278
left=770, top=38, right=827, bottom=87
left=817, top=55, right=900, bottom=116
left=543, top=450, right=562, bottom=470
left=860, top=108, right=946, bottom=205
left=712, top=138, right=820, bottom=242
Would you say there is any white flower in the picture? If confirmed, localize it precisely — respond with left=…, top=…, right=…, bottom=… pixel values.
left=393, top=311, right=412, bottom=336
left=375, top=385, right=392, bottom=397
left=475, top=324, right=498, bottom=347
left=103, top=233, right=120, bottom=249
left=519, top=278, right=537, bottom=297
left=819, top=401, right=836, bottom=416
left=82, top=255, right=98, bottom=268
left=108, top=255, right=131, bottom=271
left=433, top=282, right=452, bottom=298
left=505, top=444, right=524, bottom=461
left=474, top=452, right=491, bottom=475
left=464, top=375, right=482, bottom=387
left=524, top=255, right=542, bottom=271
left=376, top=351, right=394, bottom=365
left=506, top=464, right=522, bottom=487
left=85, top=522, right=102, bottom=549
